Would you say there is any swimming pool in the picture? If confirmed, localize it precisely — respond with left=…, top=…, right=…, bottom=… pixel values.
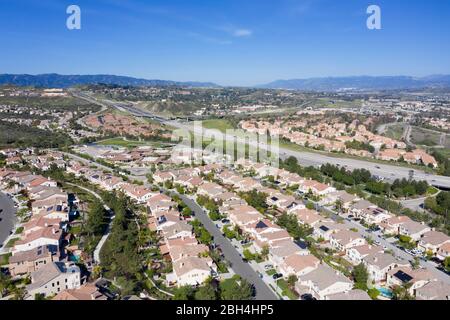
left=377, top=287, right=393, bottom=298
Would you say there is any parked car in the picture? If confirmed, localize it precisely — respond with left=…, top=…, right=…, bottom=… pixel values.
left=272, top=273, right=283, bottom=280
left=264, top=264, right=274, bottom=270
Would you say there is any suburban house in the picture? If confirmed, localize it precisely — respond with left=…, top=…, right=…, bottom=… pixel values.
left=53, top=283, right=108, bottom=300
left=292, top=208, right=323, bottom=227
left=7, top=245, right=58, bottom=277
left=295, top=264, right=353, bottom=300
left=120, top=184, right=155, bottom=203
left=279, top=254, right=320, bottom=278
left=387, top=266, right=436, bottom=296
left=160, top=221, right=193, bottom=240
left=170, top=257, right=214, bottom=287
left=26, top=262, right=81, bottom=298
left=325, top=289, right=371, bottom=300
left=329, top=230, right=366, bottom=252
left=268, top=240, right=309, bottom=267
left=417, top=231, right=450, bottom=255
left=437, top=242, right=450, bottom=261
left=345, top=244, right=384, bottom=265
left=363, top=252, right=409, bottom=283
left=398, top=220, right=431, bottom=242
left=298, top=180, right=336, bottom=196
left=313, top=221, right=346, bottom=241
left=13, top=226, right=62, bottom=254
left=415, top=280, right=450, bottom=300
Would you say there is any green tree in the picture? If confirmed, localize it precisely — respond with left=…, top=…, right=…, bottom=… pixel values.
left=173, top=285, right=195, bottom=300
left=195, top=283, right=217, bottom=300
left=352, top=263, right=369, bottom=290
left=219, top=277, right=252, bottom=300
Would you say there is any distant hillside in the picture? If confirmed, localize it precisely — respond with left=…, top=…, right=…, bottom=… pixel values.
left=0, top=74, right=219, bottom=88
left=258, top=75, right=450, bottom=91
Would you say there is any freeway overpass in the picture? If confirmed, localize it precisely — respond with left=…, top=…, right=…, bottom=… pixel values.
left=78, top=93, right=450, bottom=189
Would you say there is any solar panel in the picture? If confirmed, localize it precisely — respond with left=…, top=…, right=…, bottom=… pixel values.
left=394, top=270, right=413, bottom=283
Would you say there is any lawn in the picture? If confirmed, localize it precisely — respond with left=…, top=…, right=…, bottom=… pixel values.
left=6, top=238, right=19, bottom=248
left=266, top=269, right=277, bottom=276
left=276, top=279, right=298, bottom=300
left=202, top=119, right=235, bottom=133
left=0, top=253, right=11, bottom=266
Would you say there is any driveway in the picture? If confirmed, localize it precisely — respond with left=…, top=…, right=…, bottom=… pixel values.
left=176, top=193, right=279, bottom=300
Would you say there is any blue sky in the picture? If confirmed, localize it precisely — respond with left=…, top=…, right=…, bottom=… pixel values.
left=0, top=0, right=449, bottom=86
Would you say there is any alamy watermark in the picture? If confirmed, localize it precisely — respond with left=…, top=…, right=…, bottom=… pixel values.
left=66, top=5, right=81, bottom=30
left=367, top=5, right=382, bottom=30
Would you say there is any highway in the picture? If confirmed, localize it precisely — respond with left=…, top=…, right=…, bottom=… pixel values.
left=76, top=93, right=450, bottom=189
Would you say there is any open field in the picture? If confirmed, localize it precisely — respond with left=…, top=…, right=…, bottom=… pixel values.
left=411, top=126, right=444, bottom=146
left=96, top=137, right=171, bottom=148
left=385, top=124, right=406, bottom=140
left=201, top=119, right=236, bottom=133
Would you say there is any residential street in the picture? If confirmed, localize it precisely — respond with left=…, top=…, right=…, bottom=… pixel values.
left=176, top=193, right=279, bottom=300
left=0, top=192, right=17, bottom=246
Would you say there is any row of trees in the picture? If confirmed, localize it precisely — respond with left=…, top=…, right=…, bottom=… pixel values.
left=345, top=140, right=375, bottom=153
left=100, top=194, right=143, bottom=295
left=320, top=163, right=429, bottom=198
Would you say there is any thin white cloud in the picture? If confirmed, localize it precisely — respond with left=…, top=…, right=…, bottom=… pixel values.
left=218, top=25, right=253, bottom=38
left=232, top=29, right=253, bottom=37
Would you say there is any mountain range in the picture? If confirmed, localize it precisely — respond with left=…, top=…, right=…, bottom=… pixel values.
left=1, top=73, right=450, bottom=91
left=258, top=75, right=450, bottom=91
left=0, top=73, right=219, bottom=88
